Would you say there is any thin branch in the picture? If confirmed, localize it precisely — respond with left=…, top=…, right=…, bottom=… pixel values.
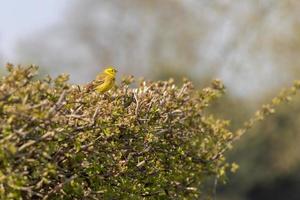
left=43, top=174, right=78, bottom=200
left=133, top=91, right=139, bottom=116
left=49, top=90, right=67, bottom=114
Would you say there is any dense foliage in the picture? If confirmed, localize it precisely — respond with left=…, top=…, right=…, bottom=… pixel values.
left=0, top=65, right=299, bottom=199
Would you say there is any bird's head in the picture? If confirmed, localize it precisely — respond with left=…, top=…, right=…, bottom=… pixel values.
left=104, top=67, right=117, bottom=76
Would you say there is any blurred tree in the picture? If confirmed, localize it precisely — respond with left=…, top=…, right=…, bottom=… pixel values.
left=15, top=0, right=300, bottom=98
left=217, top=93, right=300, bottom=200
left=16, top=0, right=206, bottom=83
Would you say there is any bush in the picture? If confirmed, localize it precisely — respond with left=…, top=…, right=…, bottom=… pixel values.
left=0, top=64, right=299, bottom=199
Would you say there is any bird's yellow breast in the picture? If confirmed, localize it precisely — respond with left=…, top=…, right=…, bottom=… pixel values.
left=95, top=76, right=115, bottom=94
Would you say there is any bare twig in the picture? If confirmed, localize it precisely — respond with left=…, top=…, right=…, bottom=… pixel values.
left=18, top=131, right=55, bottom=152
left=49, top=90, right=67, bottom=114
left=177, top=85, right=186, bottom=98
left=91, top=107, right=100, bottom=124
left=80, top=135, right=103, bottom=151
left=18, top=140, right=36, bottom=152
left=133, top=92, right=139, bottom=116
left=43, top=174, right=78, bottom=200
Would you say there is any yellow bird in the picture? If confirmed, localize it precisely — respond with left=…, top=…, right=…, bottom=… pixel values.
left=86, top=67, right=117, bottom=94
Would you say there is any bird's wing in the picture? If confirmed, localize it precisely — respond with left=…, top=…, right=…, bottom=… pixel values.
left=85, top=73, right=106, bottom=92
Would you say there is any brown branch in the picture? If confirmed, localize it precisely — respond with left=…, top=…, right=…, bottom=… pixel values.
left=49, top=90, right=67, bottom=114
left=43, top=174, right=78, bottom=200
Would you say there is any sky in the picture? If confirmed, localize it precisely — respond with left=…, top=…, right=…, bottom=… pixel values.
left=0, top=0, right=70, bottom=60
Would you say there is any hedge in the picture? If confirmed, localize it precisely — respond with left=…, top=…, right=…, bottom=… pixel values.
left=0, top=64, right=299, bottom=199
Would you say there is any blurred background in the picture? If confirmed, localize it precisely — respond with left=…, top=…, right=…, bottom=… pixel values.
left=1, top=0, right=300, bottom=199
